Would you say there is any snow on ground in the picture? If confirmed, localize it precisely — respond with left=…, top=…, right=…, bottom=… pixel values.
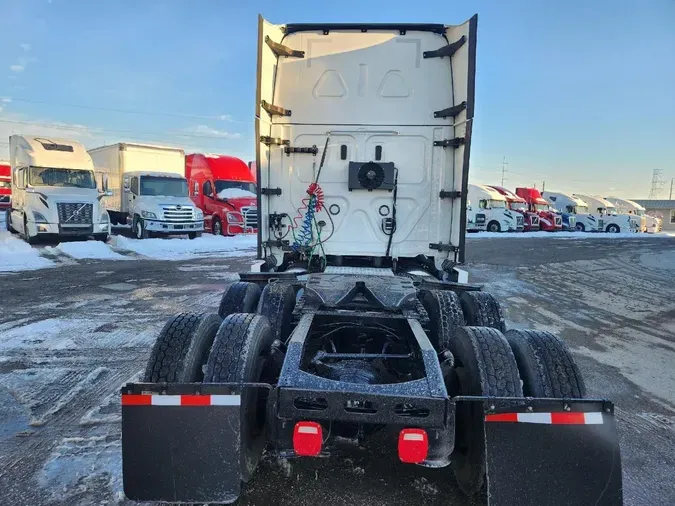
left=49, top=240, right=126, bottom=260
left=109, top=233, right=256, bottom=260
left=470, top=231, right=675, bottom=239
left=0, top=230, right=54, bottom=272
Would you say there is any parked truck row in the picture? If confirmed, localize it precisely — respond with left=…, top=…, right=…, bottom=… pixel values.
left=467, top=183, right=661, bottom=233
left=3, top=136, right=259, bottom=244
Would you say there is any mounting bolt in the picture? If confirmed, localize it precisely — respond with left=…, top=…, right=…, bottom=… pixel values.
left=527, top=406, right=533, bottom=412
left=489, top=405, right=495, bottom=411
left=564, top=403, right=571, bottom=411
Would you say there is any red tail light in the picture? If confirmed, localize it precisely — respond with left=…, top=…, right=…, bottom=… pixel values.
left=293, top=421, right=323, bottom=457
left=398, top=428, right=428, bottom=464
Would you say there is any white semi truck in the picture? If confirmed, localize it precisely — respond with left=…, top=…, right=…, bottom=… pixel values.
left=6, top=135, right=111, bottom=244
left=542, top=191, right=601, bottom=232
left=605, top=197, right=657, bottom=233
left=467, top=183, right=521, bottom=232
left=88, top=143, right=204, bottom=239
left=574, top=193, right=636, bottom=233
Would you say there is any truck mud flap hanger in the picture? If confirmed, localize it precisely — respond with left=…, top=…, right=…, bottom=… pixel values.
left=121, top=384, right=623, bottom=505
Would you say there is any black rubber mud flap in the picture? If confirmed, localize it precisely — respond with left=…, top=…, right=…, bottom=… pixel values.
left=474, top=397, right=623, bottom=506
left=121, top=383, right=249, bottom=504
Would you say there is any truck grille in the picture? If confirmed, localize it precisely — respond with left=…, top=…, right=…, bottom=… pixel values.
left=568, top=216, right=576, bottom=228
left=516, top=215, right=524, bottom=227
left=554, top=216, right=562, bottom=226
left=531, top=216, right=540, bottom=225
left=57, top=202, right=93, bottom=225
left=598, top=219, right=604, bottom=230
left=162, top=205, right=194, bottom=222
left=241, top=206, right=258, bottom=229
left=0, top=195, right=9, bottom=204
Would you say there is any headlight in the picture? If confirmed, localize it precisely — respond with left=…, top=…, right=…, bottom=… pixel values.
left=141, top=210, right=157, bottom=219
left=196, top=209, right=204, bottom=219
left=226, top=212, right=240, bottom=223
left=33, top=211, right=48, bottom=223
left=100, top=212, right=109, bottom=223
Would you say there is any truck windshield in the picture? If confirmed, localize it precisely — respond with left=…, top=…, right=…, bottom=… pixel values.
left=215, top=180, right=257, bottom=199
left=488, top=199, right=506, bottom=208
left=510, top=202, right=527, bottom=211
left=534, top=203, right=549, bottom=212
left=29, top=167, right=96, bottom=189
left=576, top=205, right=589, bottom=213
left=140, top=176, right=187, bottom=197
left=0, top=180, right=10, bottom=189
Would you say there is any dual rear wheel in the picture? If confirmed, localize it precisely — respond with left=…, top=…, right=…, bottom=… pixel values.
left=421, top=288, right=586, bottom=494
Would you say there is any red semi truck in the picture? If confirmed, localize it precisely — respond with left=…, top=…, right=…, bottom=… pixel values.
left=515, top=187, right=562, bottom=231
left=487, top=185, right=540, bottom=231
left=0, top=162, right=10, bottom=212
left=185, top=154, right=257, bottom=236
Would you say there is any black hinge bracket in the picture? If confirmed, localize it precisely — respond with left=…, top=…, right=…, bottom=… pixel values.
left=439, top=190, right=461, bottom=199
left=429, top=243, right=458, bottom=252
left=434, top=101, right=467, bottom=119
left=263, top=239, right=290, bottom=248
left=433, top=137, right=465, bottom=149
left=261, top=100, right=291, bottom=117
left=261, top=187, right=282, bottom=196
left=265, top=36, right=305, bottom=58
left=284, top=145, right=318, bottom=156
left=260, top=136, right=290, bottom=147
left=423, top=36, right=466, bottom=59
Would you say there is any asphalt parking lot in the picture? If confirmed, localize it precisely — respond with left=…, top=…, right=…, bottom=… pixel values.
left=0, top=236, right=673, bottom=506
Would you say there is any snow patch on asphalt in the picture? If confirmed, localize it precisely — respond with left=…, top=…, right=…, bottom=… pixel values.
left=470, top=231, right=675, bottom=239
left=0, top=230, right=54, bottom=272
left=109, top=233, right=256, bottom=260
left=39, top=435, right=122, bottom=502
left=51, top=240, right=125, bottom=260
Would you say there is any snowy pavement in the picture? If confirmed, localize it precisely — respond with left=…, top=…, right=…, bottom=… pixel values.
left=0, top=237, right=674, bottom=505
left=0, top=228, right=256, bottom=272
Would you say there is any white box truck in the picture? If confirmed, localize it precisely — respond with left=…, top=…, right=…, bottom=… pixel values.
left=88, top=143, right=204, bottom=239
left=6, top=135, right=111, bottom=244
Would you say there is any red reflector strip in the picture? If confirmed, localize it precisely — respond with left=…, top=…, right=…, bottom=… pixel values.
left=485, top=412, right=604, bottom=425
left=121, top=394, right=240, bottom=406
left=121, top=394, right=151, bottom=406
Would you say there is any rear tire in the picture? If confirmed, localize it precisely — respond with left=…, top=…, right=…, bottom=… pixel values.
left=487, top=221, right=501, bottom=232
left=257, top=282, right=297, bottom=343
left=606, top=224, right=620, bottom=233
left=418, top=289, right=465, bottom=351
left=188, top=231, right=202, bottom=239
left=23, top=215, right=37, bottom=245
left=448, top=326, right=522, bottom=495
left=504, top=329, right=586, bottom=398
left=204, top=314, right=276, bottom=482
left=218, top=281, right=261, bottom=319
left=576, top=222, right=585, bottom=232
left=459, top=291, right=506, bottom=333
left=143, top=312, right=221, bottom=383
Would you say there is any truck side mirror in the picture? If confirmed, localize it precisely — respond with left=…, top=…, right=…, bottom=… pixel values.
left=102, top=174, right=109, bottom=191
left=105, top=189, right=113, bottom=197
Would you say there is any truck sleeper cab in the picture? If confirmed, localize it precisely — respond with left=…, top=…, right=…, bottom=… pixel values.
left=186, top=154, right=258, bottom=236
left=467, top=184, right=520, bottom=232
left=604, top=197, right=651, bottom=233
left=515, top=187, right=562, bottom=232
left=487, top=185, right=537, bottom=231
left=574, top=194, right=635, bottom=233
left=7, top=136, right=111, bottom=243
left=542, top=191, right=599, bottom=232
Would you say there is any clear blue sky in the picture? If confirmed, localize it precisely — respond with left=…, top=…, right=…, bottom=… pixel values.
left=0, top=0, right=673, bottom=197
